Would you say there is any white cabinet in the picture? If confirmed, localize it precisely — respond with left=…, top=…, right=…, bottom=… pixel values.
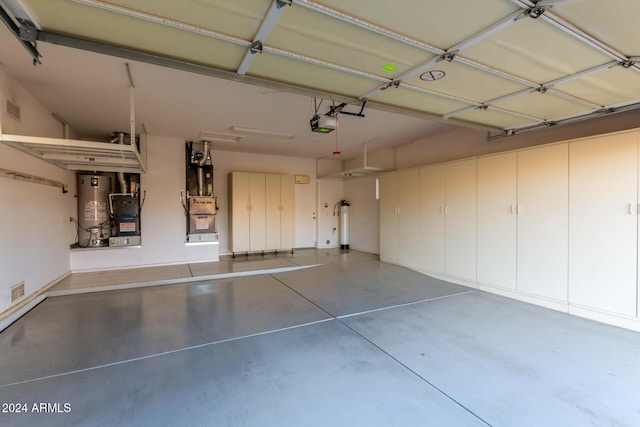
left=379, top=169, right=421, bottom=268
left=517, top=144, right=568, bottom=301
left=265, top=173, right=295, bottom=250
left=444, top=159, right=477, bottom=282
left=419, top=164, right=445, bottom=274
left=569, top=132, right=639, bottom=316
left=476, top=146, right=569, bottom=299
left=477, top=152, right=518, bottom=289
left=417, top=160, right=477, bottom=282
left=229, top=172, right=295, bottom=254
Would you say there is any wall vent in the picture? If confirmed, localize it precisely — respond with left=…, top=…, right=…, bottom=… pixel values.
left=6, top=99, right=21, bottom=121
left=10, top=282, right=25, bottom=303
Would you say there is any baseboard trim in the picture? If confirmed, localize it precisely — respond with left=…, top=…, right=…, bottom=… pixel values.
left=0, top=271, right=70, bottom=333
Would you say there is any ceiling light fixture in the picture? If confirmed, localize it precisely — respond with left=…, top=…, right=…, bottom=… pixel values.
left=199, top=131, right=242, bottom=144
left=230, top=126, right=295, bottom=139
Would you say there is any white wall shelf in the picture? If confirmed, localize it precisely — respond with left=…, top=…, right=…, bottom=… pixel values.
left=0, top=133, right=147, bottom=173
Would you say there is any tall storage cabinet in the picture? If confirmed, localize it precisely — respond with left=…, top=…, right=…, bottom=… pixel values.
left=475, top=146, right=569, bottom=300
left=444, top=159, right=477, bottom=282
left=477, top=152, right=518, bottom=290
left=419, top=164, right=446, bottom=274
left=265, top=173, right=295, bottom=251
left=379, top=169, right=421, bottom=268
left=517, top=144, right=568, bottom=301
left=229, top=172, right=295, bottom=254
left=415, top=159, right=477, bottom=282
left=569, top=132, right=639, bottom=317
left=379, top=129, right=640, bottom=330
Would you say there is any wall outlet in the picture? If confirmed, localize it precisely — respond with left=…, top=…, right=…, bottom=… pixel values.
left=10, top=281, right=25, bottom=303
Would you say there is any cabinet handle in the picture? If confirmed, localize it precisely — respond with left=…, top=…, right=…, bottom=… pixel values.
left=628, top=203, right=634, bottom=215
left=397, top=207, right=401, bottom=214
left=444, top=206, right=449, bottom=214
left=517, top=205, right=522, bottom=215
left=440, top=206, right=444, bottom=214
left=511, top=205, right=516, bottom=214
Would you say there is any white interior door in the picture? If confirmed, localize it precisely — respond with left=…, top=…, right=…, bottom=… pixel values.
left=517, top=144, right=568, bottom=301
left=477, top=152, right=517, bottom=289
left=569, top=132, right=638, bottom=316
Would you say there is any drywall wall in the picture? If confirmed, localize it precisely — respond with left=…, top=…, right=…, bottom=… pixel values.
left=0, top=68, right=76, bottom=314
left=316, top=179, right=344, bottom=248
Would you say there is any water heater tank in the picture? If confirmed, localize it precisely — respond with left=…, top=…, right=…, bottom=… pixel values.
left=77, top=174, right=112, bottom=246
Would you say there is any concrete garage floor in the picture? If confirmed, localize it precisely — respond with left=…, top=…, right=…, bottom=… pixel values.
left=1, top=249, right=639, bottom=426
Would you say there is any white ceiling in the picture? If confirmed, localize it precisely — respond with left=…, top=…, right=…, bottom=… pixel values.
left=1, top=0, right=640, bottom=161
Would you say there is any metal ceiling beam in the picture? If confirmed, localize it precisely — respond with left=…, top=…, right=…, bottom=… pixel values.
left=544, top=61, right=618, bottom=87
left=509, top=0, right=639, bottom=70
left=0, top=2, right=41, bottom=64
left=399, top=82, right=480, bottom=107
left=292, top=0, right=444, bottom=55
left=1, top=0, right=40, bottom=27
left=237, top=0, right=290, bottom=75
left=36, top=30, right=498, bottom=132
left=448, top=9, right=524, bottom=53
left=70, top=0, right=250, bottom=47
left=490, top=98, right=640, bottom=141
left=263, top=45, right=389, bottom=83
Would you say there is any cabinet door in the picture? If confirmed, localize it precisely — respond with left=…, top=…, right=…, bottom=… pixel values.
left=420, top=165, right=445, bottom=274
left=569, top=133, right=638, bottom=316
left=280, top=174, right=296, bottom=249
left=445, top=159, right=477, bottom=282
left=249, top=173, right=266, bottom=251
left=265, top=173, right=281, bottom=250
left=397, top=169, right=421, bottom=269
left=517, top=144, right=568, bottom=300
left=230, top=172, right=251, bottom=252
left=477, top=152, right=517, bottom=289
left=379, top=173, right=398, bottom=263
